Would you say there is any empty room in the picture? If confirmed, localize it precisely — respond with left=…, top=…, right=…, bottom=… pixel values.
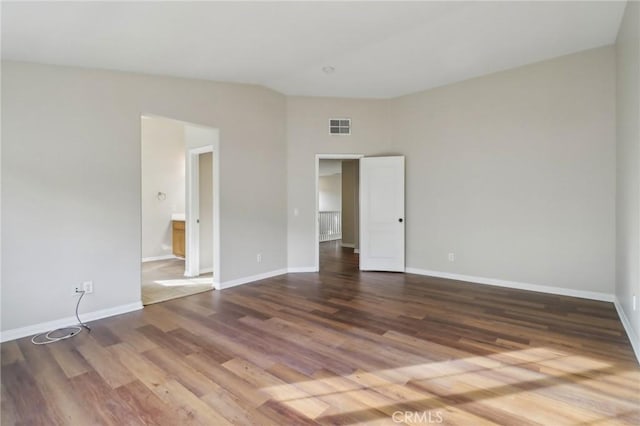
left=1, top=1, right=639, bottom=425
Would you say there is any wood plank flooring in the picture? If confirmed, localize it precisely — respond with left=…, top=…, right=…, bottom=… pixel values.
left=141, top=259, right=213, bottom=305
left=2, top=241, right=639, bottom=425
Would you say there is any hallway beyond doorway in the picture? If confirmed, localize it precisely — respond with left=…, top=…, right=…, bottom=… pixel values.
left=319, top=240, right=359, bottom=274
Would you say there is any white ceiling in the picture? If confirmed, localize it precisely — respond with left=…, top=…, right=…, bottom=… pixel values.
left=1, top=1, right=627, bottom=99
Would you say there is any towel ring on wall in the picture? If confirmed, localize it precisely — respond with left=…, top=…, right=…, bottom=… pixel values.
left=157, top=192, right=167, bottom=201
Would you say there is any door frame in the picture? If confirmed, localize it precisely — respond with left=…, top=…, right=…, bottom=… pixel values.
left=315, top=154, right=364, bottom=271
left=186, top=143, right=221, bottom=289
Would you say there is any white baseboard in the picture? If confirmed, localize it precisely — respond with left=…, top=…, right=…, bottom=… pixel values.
left=405, top=267, right=615, bottom=302
left=341, top=242, right=355, bottom=248
left=320, top=235, right=342, bottom=242
left=220, top=269, right=288, bottom=290
left=614, top=297, right=640, bottom=364
left=142, top=254, right=179, bottom=263
left=288, top=266, right=318, bottom=273
left=354, top=249, right=360, bottom=254
left=199, top=267, right=213, bottom=274
left=0, top=301, right=143, bottom=343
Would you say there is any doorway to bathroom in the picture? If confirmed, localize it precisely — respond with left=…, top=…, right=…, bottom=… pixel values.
left=140, top=115, right=220, bottom=305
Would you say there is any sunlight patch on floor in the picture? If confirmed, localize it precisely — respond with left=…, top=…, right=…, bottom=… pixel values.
left=154, top=277, right=213, bottom=287
left=258, top=347, right=624, bottom=423
left=262, top=347, right=572, bottom=399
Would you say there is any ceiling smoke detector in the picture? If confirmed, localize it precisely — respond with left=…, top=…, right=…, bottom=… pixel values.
left=322, top=66, right=335, bottom=74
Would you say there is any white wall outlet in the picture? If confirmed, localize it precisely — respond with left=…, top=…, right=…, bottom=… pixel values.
left=633, top=294, right=637, bottom=311
left=448, top=253, right=455, bottom=262
left=257, top=253, right=262, bottom=263
left=83, top=281, right=94, bottom=294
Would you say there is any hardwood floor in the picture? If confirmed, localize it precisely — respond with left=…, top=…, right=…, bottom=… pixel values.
left=2, top=241, right=638, bottom=425
left=141, top=259, right=213, bottom=305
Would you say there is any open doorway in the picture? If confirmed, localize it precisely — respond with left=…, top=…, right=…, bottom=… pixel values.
left=140, top=115, right=220, bottom=305
left=316, top=154, right=363, bottom=272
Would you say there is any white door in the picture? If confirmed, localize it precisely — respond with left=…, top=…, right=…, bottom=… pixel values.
left=360, top=156, right=405, bottom=272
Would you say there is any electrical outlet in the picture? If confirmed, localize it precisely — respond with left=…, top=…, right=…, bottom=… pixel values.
left=448, top=253, right=455, bottom=262
left=72, top=281, right=93, bottom=296
left=257, top=253, right=262, bottom=263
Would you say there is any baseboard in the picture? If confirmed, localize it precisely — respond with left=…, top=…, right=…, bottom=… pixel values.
left=320, top=236, right=341, bottom=242
left=341, top=242, right=355, bottom=248
left=221, top=269, right=288, bottom=290
left=287, top=266, right=318, bottom=273
left=614, top=298, right=640, bottom=364
left=199, top=267, right=213, bottom=274
left=405, top=267, right=615, bottom=302
left=354, top=249, right=360, bottom=254
left=0, top=301, right=143, bottom=343
left=142, top=254, right=179, bottom=263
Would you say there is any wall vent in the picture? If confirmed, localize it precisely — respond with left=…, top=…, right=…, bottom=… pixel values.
left=329, top=118, right=351, bottom=135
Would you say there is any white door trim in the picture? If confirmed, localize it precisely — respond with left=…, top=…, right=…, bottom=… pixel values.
left=186, top=143, right=221, bottom=289
left=315, top=154, right=364, bottom=271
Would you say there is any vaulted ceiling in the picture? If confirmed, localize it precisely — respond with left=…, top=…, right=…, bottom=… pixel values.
left=1, top=1, right=627, bottom=98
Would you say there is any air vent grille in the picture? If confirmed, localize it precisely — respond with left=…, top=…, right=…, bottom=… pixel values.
left=329, top=118, right=351, bottom=135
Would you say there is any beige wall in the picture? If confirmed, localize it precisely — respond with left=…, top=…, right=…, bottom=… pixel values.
left=0, top=44, right=620, bottom=334
left=198, top=152, right=214, bottom=272
left=390, top=46, right=615, bottom=294
left=318, top=159, right=342, bottom=176
left=286, top=97, right=393, bottom=268
left=318, top=174, right=341, bottom=212
left=341, top=160, right=360, bottom=249
left=1, top=61, right=287, bottom=332
left=287, top=46, right=616, bottom=295
left=616, top=1, right=640, bottom=345
left=141, top=116, right=186, bottom=259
